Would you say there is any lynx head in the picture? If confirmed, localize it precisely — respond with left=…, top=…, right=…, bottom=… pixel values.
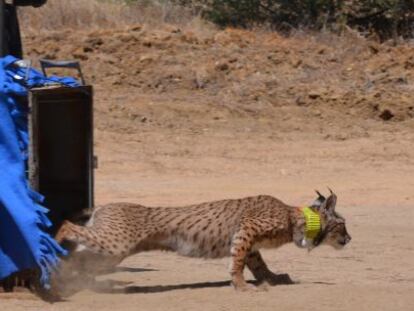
left=313, top=190, right=352, bottom=249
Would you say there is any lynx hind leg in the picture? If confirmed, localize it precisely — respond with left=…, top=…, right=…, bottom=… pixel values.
left=57, top=221, right=127, bottom=274
left=53, top=221, right=124, bottom=297
left=245, top=251, right=294, bottom=285
left=55, top=220, right=82, bottom=244
left=56, top=220, right=109, bottom=255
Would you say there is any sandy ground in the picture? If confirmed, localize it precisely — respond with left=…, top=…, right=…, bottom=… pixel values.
left=1, top=23, right=414, bottom=310
left=1, top=110, right=413, bottom=310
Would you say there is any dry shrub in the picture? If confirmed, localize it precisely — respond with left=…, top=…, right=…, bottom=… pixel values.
left=18, top=0, right=197, bottom=32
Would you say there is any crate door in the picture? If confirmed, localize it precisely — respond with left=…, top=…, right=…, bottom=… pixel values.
left=29, top=86, right=93, bottom=233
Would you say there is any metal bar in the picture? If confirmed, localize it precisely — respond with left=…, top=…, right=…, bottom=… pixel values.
left=88, top=86, right=94, bottom=210
left=28, top=90, right=39, bottom=191
left=40, top=59, right=86, bottom=85
left=0, top=0, right=5, bottom=57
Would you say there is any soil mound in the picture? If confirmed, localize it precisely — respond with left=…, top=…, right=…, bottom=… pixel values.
left=23, top=25, right=414, bottom=130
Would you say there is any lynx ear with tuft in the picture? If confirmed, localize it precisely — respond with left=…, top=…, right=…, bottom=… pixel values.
left=311, top=190, right=326, bottom=209
left=315, top=190, right=325, bottom=200
left=319, top=191, right=337, bottom=216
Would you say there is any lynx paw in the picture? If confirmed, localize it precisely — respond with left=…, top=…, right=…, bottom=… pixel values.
left=265, top=273, right=294, bottom=285
left=233, top=281, right=267, bottom=292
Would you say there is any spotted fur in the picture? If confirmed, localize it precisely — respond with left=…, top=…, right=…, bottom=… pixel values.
left=55, top=192, right=351, bottom=291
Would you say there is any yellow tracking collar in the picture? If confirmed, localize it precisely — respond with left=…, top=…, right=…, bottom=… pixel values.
left=301, top=206, right=321, bottom=240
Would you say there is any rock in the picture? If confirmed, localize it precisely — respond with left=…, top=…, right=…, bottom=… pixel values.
left=313, top=110, right=322, bottom=117
left=214, top=31, right=233, bottom=46
left=195, top=67, right=211, bottom=89
left=139, top=55, right=154, bottom=64
left=295, top=96, right=307, bottom=106
left=334, top=133, right=348, bottom=141
left=290, top=58, right=302, bottom=68
left=97, top=54, right=119, bottom=65
left=72, top=47, right=88, bottom=60
left=308, top=91, right=321, bottom=99
left=84, top=37, right=104, bottom=48
left=408, top=106, right=414, bottom=117
left=142, top=40, right=152, bottom=47
left=180, top=31, right=198, bottom=44
left=101, top=39, right=124, bottom=53
left=215, top=62, right=229, bottom=71
left=119, top=34, right=135, bottom=43
left=379, top=109, right=394, bottom=121
left=404, top=56, right=414, bottom=69
left=129, top=24, right=143, bottom=32
left=83, top=46, right=93, bottom=53
left=368, top=43, right=380, bottom=54
left=394, top=76, right=408, bottom=84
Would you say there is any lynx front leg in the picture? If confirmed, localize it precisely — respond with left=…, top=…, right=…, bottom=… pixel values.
left=229, top=228, right=259, bottom=291
left=246, top=251, right=293, bottom=285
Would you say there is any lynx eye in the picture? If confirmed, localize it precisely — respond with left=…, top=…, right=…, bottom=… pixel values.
left=328, top=221, right=345, bottom=234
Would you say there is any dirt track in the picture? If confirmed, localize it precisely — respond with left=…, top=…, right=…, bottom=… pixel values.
left=1, top=24, right=414, bottom=310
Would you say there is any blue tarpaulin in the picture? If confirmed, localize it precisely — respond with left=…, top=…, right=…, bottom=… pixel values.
left=0, top=56, right=78, bottom=287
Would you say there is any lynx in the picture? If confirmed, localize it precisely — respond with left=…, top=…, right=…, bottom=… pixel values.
left=55, top=190, right=351, bottom=291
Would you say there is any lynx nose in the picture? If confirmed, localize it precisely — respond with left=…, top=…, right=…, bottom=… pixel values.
left=345, top=235, right=352, bottom=244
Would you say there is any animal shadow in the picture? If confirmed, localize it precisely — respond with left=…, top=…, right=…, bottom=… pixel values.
left=95, top=277, right=296, bottom=294
left=114, top=267, right=157, bottom=273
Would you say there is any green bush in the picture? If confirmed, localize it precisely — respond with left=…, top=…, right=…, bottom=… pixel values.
left=202, top=1, right=342, bottom=28
left=343, top=0, right=414, bottom=40
left=124, top=1, right=414, bottom=40
left=170, top=0, right=414, bottom=40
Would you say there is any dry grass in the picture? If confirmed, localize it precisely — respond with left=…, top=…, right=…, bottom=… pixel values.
left=18, top=0, right=197, bottom=32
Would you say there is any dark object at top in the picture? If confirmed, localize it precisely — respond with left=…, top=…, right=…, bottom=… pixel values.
left=40, top=59, right=86, bottom=85
left=14, top=0, right=47, bottom=7
left=0, top=0, right=47, bottom=58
